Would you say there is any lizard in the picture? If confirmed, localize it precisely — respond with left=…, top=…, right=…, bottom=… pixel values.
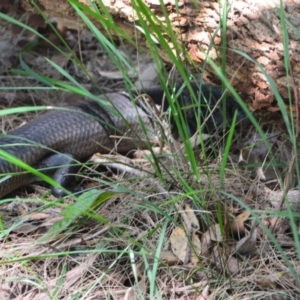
left=0, top=84, right=242, bottom=198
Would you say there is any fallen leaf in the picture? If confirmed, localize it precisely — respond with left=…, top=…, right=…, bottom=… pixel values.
left=229, top=207, right=241, bottom=214
left=124, top=275, right=147, bottom=300
left=47, top=255, right=97, bottom=292
left=98, top=69, right=136, bottom=79
left=185, top=203, right=200, bottom=231
left=255, top=273, right=285, bottom=289
left=134, top=62, right=161, bottom=89
left=211, top=245, right=241, bottom=275
left=20, top=212, right=49, bottom=221
left=32, top=292, right=51, bottom=300
left=11, top=13, right=45, bottom=35
left=11, top=223, right=38, bottom=234
left=190, top=232, right=202, bottom=266
left=0, top=290, right=7, bottom=300
left=48, top=54, right=71, bottom=79
left=276, top=233, right=295, bottom=247
left=195, top=284, right=210, bottom=300
left=159, top=250, right=181, bottom=265
left=39, top=216, right=64, bottom=228
left=207, top=224, right=224, bottom=242
left=231, top=211, right=251, bottom=238
left=236, top=221, right=257, bottom=255
left=268, top=217, right=284, bottom=233
left=201, top=224, right=226, bottom=258
left=170, top=227, right=188, bottom=263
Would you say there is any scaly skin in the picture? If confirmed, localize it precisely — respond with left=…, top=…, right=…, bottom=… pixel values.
left=0, top=85, right=243, bottom=198
left=0, top=92, right=155, bottom=198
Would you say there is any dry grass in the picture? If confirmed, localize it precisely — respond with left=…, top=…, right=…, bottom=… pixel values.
left=0, top=17, right=299, bottom=300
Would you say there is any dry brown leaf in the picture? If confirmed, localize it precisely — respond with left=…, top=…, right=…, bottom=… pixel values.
left=255, top=273, right=286, bottom=289
left=207, top=224, right=224, bottom=242
left=11, top=223, right=38, bottom=234
left=11, top=13, right=45, bottom=35
left=185, top=203, right=200, bottom=231
left=170, top=226, right=188, bottom=263
left=51, top=54, right=71, bottom=68
left=39, top=216, right=64, bottom=228
left=268, top=105, right=296, bottom=113
left=134, top=62, right=161, bottom=89
left=212, top=245, right=240, bottom=275
left=267, top=218, right=290, bottom=235
left=201, top=231, right=212, bottom=257
left=279, top=271, right=296, bottom=287
left=42, top=33, right=62, bottom=46
left=268, top=217, right=283, bottom=233
left=25, top=13, right=46, bottom=30
left=47, top=255, right=97, bottom=292
left=276, top=233, right=295, bottom=247
left=159, top=250, right=181, bottom=265
left=190, top=232, right=202, bottom=266
left=231, top=211, right=251, bottom=237
left=20, top=212, right=49, bottom=221
left=195, top=284, right=210, bottom=300
left=267, top=106, right=281, bottom=112
left=229, top=207, right=241, bottom=214
left=175, top=202, right=192, bottom=237
left=31, top=292, right=51, bottom=300
left=201, top=224, right=225, bottom=258
left=236, top=221, right=257, bottom=255
left=44, top=54, right=71, bottom=79
left=124, top=275, right=147, bottom=300
left=0, top=290, right=8, bottom=300
left=98, top=70, right=136, bottom=80
left=133, top=146, right=170, bottom=158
